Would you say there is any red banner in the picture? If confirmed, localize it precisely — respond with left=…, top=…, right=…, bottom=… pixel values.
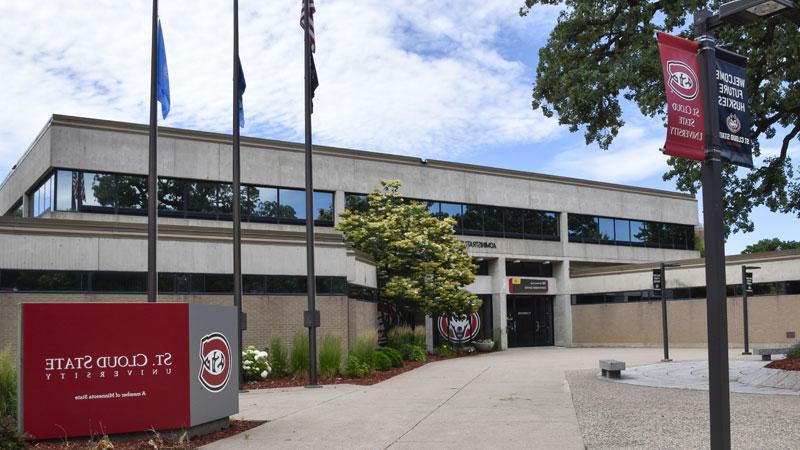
left=657, top=32, right=705, bottom=161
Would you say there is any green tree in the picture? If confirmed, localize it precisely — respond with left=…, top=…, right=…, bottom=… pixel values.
left=521, top=0, right=800, bottom=236
left=741, top=238, right=800, bottom=254
left=336, top=180, right=482, bottom=317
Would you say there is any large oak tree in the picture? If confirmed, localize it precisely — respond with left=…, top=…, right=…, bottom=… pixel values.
left=521, top=0, right=800, bottom=236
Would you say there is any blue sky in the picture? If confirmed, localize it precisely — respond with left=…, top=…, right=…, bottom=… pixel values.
left=0, top=0, right=797, bottom=253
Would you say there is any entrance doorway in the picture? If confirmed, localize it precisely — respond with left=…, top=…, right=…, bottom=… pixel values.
left=506, top=295, right=554, bottom=347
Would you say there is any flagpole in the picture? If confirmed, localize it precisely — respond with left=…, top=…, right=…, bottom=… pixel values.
left=232, top=0, right=244, bottom=390
left=303, top=0, right=320, bottom=388
left=147, top=0, right=159, bottom=303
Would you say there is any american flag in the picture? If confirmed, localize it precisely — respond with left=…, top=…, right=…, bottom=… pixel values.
left=300, top=0, right=316, bottom=53
left=71, top=171, right=85, bottom=209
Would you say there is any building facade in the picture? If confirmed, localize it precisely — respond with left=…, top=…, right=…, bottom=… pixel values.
left=1, top=115, right=704, bottom=355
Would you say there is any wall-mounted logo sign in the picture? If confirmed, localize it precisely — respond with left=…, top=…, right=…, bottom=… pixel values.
left=666, top=60, right=699, bottom=101
left=508, top=278, right=548, bottom=294
left=657, top=32, right=705, bottom=162
left=464, top=241, right=497, bottom=249
left=438, top=313, right=481, bottom=344
left=198, top=333, right=231, bottom=393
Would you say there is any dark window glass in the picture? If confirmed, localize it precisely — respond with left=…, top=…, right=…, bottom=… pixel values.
left=176, top=274, right=191, bottom=293
left=279, top=189, right=305, bottom=221
left=505, top=261, right=553, bottom=277
left=0, top=270, right=83, bottom=291
left=56, top=170, right=73, bottom=211
left=473, top=259, right=490, bottom=276
left=504, top=208, right=525, bottom=238
left=158, top=178, right=189, bottom=212
left=267, top=275, right=307, bottom=294
left=116, top=175, right=148, bottom=212
left=614, top=219, right=630, bottom=243
left=251, top=186, right=279, bottom=219
left=598, top=217, right=615, bottom=243
left=82, top=173, right=115, bottom=209
left=568, top=214, right=598, bottom=242
left=483, top=207, right=504, bottom=237
left=684, top=226, right=695, bottom=250
left=316, top=276, right=333, bottom=294
left=187, top=181, right=219, bottom=216
left=216, top=184, right=233, bottom=216
left=785, top=281, right=800, bottom=295
left=240, top=186, right=257, bottom=217
left=330, top=277, right=347, bottom=294
left=630, top=221, right=646, bottom=245
left=205, top=274, right=233, bottom=293
left=345, top=194, right=368, bottom=212
left=439, top=203, right=462, bottom=231
left=92, top=272, right=146, bottom=292
left=314, top=191, right=334, bottom=223
left=462, top=205, right=483, bottom=235
left=243, top=275, right=264, bottom=294
left=426, top=201, right=440, bottom=216
left=542, top=212, right=558, bottom=239
left=525, top=211, right=544, bottom=238
left=657, top=223, right=674, bottom=249
left=190, top=274, right=205, bottom=293
left=33, top=174, right=55, bottom=217
left=158, top=273, right=176, bottom=293
left=640, top=222, right=661, bottom=248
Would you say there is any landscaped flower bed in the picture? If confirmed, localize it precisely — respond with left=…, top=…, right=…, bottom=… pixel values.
left=766, top=355, right=800, bottom=371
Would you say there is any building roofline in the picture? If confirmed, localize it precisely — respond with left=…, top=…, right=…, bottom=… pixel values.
left=38, top=114, right=697, bottom=202
left=0, top=116, right=54, bottom=193
left=571, top=248, right=800, bottom=278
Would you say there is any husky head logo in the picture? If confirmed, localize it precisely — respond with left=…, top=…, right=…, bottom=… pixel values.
left=198, top=332, right=231, bottom=393
left=438, top=313, right=481, bottom=344
left=667, top=60, right=699, bottom=101
left=726, top=113, right=741, bottom=134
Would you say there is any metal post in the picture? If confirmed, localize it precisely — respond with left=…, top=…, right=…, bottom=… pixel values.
left=695, top=9, right=731, bottom=449
left=742, top=266, right=751, bottom=355
left=232, top=0, right=244, bottom=390
left=660, top=262, right=671, bottom=362
left=303, top=0, right=320, bottom=388
left=146, top=0, right=158, bottom=304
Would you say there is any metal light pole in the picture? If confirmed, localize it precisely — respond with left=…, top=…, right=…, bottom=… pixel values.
left=660, top=262, right=680, bottom=362
left=741, top=265, right=760, bottom=355
left=694, top=2, right=799, bottom=448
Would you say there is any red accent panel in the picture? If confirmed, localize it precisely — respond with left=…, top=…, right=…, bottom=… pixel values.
left=22, top=303, right=190, bottom=439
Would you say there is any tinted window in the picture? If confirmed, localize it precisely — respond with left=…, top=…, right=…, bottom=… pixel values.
left=251, top=187, right=279, bottom=218
left=614, top=219, right=630, bottom=242
left=483, top=207, right=503, bottom=236
left=92, top=272, right=146, bottom=292
left=542, top=212, right=558, bottom=239
left=630, top=221, right=646, bottom=244
left=56, top=170, right=73, bottom=211
left=462, top=205, right=483, bottom=235
left=313, top=191, right=334, bottom=222
left=280, top=189, right=305, bottom=220
left=159, top=178, right=188, bottom=212
left=504, top=208, right=525, bottom=237
left=117, top=175, right=148, bottom=211
left=598, top=217, right=615, bottom=242
left=525, top=211, right=544, bottom=238
left=345, top=194, right=369, bottom=212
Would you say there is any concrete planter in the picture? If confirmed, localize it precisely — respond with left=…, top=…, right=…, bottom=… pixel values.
left=474, top=341, right=494, bottom=352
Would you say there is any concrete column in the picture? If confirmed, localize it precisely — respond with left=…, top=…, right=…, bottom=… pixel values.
left=489, top=257, right=508, bottom=350
left=559, top=211, right=569, bottom=245
left=425, top=315, right=434, bottom=353
left=553, top=259, right=573, bottom=347
left=334, top=190, right=345, bottom=226
left=22, top=193, right=31, bottom=218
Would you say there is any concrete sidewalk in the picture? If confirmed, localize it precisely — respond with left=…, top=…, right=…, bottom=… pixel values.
left=203, top=347, right=742, bottom=449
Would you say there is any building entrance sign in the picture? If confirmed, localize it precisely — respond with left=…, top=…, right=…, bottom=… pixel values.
left=18, top=303, right=238, bottom=440
left=657, top=32, right=706, bottom=161
left=508, top=278, right=548, bottom=294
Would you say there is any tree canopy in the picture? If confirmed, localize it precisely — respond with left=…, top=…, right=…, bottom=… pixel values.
left=741, top=238, right=800, bottom=254
left=521, top=0, right=800, bottom=236
left=336, top=180, right=482, bottom=317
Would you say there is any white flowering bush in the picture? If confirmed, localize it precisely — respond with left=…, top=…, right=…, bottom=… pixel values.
left=242, top=345, right=271, bottom=382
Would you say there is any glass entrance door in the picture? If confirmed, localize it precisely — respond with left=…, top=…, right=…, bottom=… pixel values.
left=506, top=295, right=554, bottom=347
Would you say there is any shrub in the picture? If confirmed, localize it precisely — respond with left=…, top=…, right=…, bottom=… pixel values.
left=401, top=344, right=427, bottom=362
left=269, top=337, right=290, bottom=378
left=0, top=346, right=15, bottom=419
left=433, top=344, right=457, bottom=357
left=788, top=348, right=800, bottom=359
left=413, top=327, right=426, bottom=347
left=351, top=331, right=378, bottom=369
left=0, top=415, right=25, bottom=450
left=387, top=325, right=416, bottom=349
left=290, top=332, right=310, bottom=377
left=373, top=351, right=392, bottom=371
left=241, top=346, right=271, bottom=382
left=319, top=334, right=342, bottom=378
left=344, top=355, right=373, bottom=378
left=377, top=347, right=403, bottom=368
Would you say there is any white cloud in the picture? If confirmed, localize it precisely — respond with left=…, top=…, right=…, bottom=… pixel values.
left=0, top=0, right=563, bottom=177
left=542, top=125, right=670, bottom=184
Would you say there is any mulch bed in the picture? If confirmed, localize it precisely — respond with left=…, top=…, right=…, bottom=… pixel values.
left=244, top=352, right=480, bottom=389
left=27, top=420, right=265, bottom=449
left=766, top=357, right=800, bottom=371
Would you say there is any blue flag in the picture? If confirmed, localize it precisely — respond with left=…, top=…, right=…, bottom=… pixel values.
left=157, top=20, right=170, bottom=119
left=237, top=56, right=246, bottom=128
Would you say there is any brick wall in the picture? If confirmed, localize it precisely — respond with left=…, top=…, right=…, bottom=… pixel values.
left=0, top=293, right=378, bottom=361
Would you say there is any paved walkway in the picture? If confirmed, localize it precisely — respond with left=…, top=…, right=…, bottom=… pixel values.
left=203, top=347, right=728, bottom=449
left=610, top=360, right=800, bottom=395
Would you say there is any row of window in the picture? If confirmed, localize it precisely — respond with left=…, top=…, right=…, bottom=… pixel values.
left=31, top=170, right=335, bottom=225
left=345, top=194, right=560, bottom=241
left=572, top=280, right=800, bottom=305
left=0, top=270, right=351, bottom=295
left=568, top=214, right=695, bottom=250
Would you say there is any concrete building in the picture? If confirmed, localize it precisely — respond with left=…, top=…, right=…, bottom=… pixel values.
left=0, top=114, right=747, bottom=356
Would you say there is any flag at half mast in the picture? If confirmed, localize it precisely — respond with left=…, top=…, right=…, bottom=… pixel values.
left=300, top=0, right=319, bottom=112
